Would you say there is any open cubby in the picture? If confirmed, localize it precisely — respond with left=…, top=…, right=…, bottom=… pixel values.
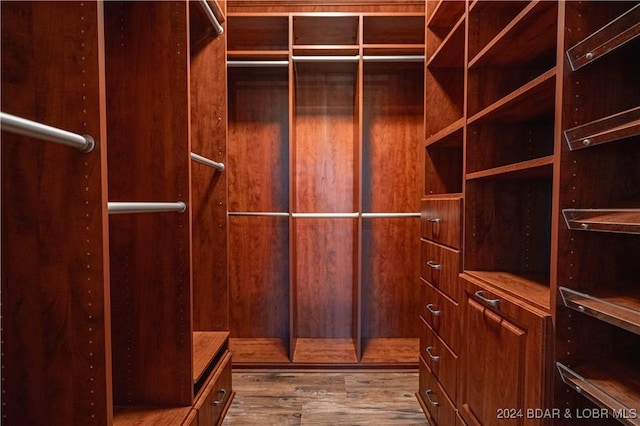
left=293, top=15, right=359, bottom=46
left=464, top=176, right=553, bottom=300
left=227, top=15, right=289, bottom=52
left=425, top=126, right=463, bottom=195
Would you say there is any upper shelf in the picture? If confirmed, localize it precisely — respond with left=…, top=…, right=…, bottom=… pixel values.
left=468, top=68, right=556, bottom=124
left=427, top=14, right=465, bottom=69
left=468, top=0, right=557, bottom=69
left=564, top=106, right=640, bottom=151
left=293, top=15, right=359, bottom=46
left=227, top=15, right=289, bottom=51
left=363, top=15, right=424, bottom=45
left=566, top=3, right=640, bottom=71
left=427, top=0, right=465, bottom=30
left=562, top=209, right=640, bottom=235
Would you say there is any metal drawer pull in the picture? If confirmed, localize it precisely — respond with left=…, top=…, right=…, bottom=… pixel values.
left=426, top=261, right=441, bottom=270
left=425, top=389, right=439, bottom=407
left=213, top=388, right=227, bottom=406
left=475, top=290, right=500, bottom=308
left=427, top=217, right=441, bottom=223
left=426, top=346, right=440, bottom=362
left=426, top=303, right=441, bottom=316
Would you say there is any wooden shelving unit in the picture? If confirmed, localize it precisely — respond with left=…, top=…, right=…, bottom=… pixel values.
left=226, top=5, right=424, bottom=367
left=2, top=2, right=232, bottom=425
left=556, top=2, right=640, bottom=423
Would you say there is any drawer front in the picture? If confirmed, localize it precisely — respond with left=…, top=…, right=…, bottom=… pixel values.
left=421, top=239, right=461, bottom=302
left=421, top=197, right=462, bottom=249
left=420, top=316, right=458, bottom=406
left=421, top=278, right=460, bottom=354
left=195, top=352, right=233, bottom=426
left=419, top=356, right=458, bottom=426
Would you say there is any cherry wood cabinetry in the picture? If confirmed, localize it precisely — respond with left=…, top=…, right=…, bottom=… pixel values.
left=226, top=2, right=424, bottom=366
left=555, top=2, right=640, bottom=424
left=2, top=1, right=232, bottom=424
left=420, top=1, right=639, bottom=425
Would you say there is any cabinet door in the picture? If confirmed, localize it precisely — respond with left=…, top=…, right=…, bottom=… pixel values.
left=460, top=275, right=552, bottom=426
left=463, top=298, right=525, bottom=425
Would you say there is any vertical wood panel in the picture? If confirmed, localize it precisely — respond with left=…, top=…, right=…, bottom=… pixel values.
left=191, top=9, right=229, bottom=331
left=362, top=63, right=423, bottom=213
left=229, top=216, right=290, bottom=338
left=294, top=70, right=357, bottom=213
left=104, top=1, right=192, bottom=406
left=228, top=68, right=290, bottom=212
left=295, top=219, right=356, bottom=338
left=1, top=2, right=111, bottom=424
left=362, top=218, right=420, bottom=337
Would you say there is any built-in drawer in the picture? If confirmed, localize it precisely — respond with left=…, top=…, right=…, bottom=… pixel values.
left=420, top=239, right=461, bottom=302
left=194, top=352, right=233, bottom=426
left=421, top=277, right=460, bottom=354
left=419, top=356, right=459, bottom=426
left=420, top=316, right=458, bottom=406
left=420, top=197, right=462, bottom=249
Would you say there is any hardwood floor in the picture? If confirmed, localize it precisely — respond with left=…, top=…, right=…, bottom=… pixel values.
left=222, top=370, right=429, bottom=425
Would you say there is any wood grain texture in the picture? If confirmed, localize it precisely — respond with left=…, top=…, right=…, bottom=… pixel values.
left=294, top=219, right=357, bottom=338
left=191, top=7, right=229, bottom=332
left=228, top=68, right=290, bottom=212
left=418, top=358, right=458, bottom=426
left=104, top=1, right=192, bottom=406
left=228, top=1, right=424, bottom=14
left=460, top=274, right=553, bottom=426
left=419, top=317, right=458, bottom=406
left=361, top=218, right=421, bottom=338
left=294, top=71, right=357, bottom=213
left=420, top=196, right=462, bottom=249
left=420, top=278, right=460, bottom=355
left=362, top=63, right=423, bottom=213
left=464, top=178, right=552, bottom=276
left=229, top=216, right=290, bottom=338
left=223, top=370, right=427, bottom=425
left=1, top=2, right=111, bottom=424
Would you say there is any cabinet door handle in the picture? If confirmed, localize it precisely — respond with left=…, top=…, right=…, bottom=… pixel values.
left=426, top=346, right=440, bottom=362
left=426, top=303, right=441, bottom=317
left=427, top=217, right=441, bottom=223
left=212, top=388, right=227, bottom=406
left=426, top=260, right=441, bottom=270
left=425, top=389, right=439, bottom=407
left=475, top=290, right=500, bottom=308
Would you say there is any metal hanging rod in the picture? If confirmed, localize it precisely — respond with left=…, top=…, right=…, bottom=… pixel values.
left=199, top=0, right=224, bottom=35
left=0, top=112, right=95, bottom=153
left=362, top=55, right=425, bottom=62
left=292, top=212, right=359, bottom=218
left=227, top=60, right=290, bottom=68
left=292, top=55, right=360, bottom=63
left=108, top=202, right=187, bottom=215
left=229, top=212, right=289, bottom=217
left=191, top=152, right=224, bottom=172
left=361, top=213, right=421, bottom=218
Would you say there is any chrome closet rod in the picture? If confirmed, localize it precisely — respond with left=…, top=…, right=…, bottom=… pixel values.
left=229, top=212, right=289, bottom=217
left=191, top=152, right=225, bottom=172
left=227, top=60, right=290, bottom=67
left=361, top=213, right=421, bottom=218
left=108, top=202, right=187, bottom=215
left=198, top=0, right=224, bottom=35
left=0, top=112, right=95, bottom=153
left=292, top=55, right=360, bottom=62
left=362, top=55, right=425, bottom=62
left=292, top=212, right=359, bottom=218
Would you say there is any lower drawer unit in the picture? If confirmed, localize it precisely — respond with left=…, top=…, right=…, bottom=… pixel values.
left=421, top=277, right=461, bottom=353
left=419, top=355, right=459, bottom=426
left=420, top=315, right=458, bottom=405
left=194, top=352, right=234, bottom=426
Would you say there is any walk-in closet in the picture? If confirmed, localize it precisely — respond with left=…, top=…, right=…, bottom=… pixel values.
left=2, top=1, right=639, bottom=425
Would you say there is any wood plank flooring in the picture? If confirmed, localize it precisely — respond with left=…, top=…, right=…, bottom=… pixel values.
left=222, top=370, right=429, bottom=425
